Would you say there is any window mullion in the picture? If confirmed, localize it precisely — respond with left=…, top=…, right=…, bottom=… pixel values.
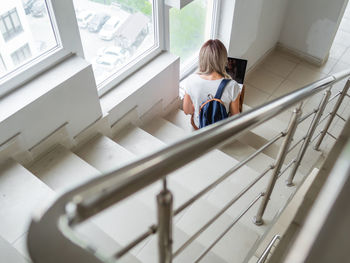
left=160, top=3, right=170, bottom=51
left=49, top=0, right=84, bottom=57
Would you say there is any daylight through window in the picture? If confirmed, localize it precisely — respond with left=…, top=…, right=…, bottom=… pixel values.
left=170, top=0, right=214, bottom=68
left=0, top=0, right=58, bottom=80
left=73, top=0, right=158, bottom=87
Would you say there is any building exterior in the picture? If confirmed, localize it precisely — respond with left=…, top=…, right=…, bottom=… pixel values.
left=0, top=0, right=35, bottom=78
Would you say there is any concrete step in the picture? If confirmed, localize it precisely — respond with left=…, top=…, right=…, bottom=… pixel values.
left=0, top=159, right=54, bottom=244
left=137, top=225, right=227, bottom=263
left=112, top=124, right=166, bottom=156
left=12, top=233, right=31, bottom=262
left=25, top=145, right=144, bottom=261
left=91, top=197, right=157, bottom=256
left=141, top=116, right=187, bottom=144
left=236, top=131, right=281, bottom=160
left=165, top=109, right=287, bottom=166
left=133, top=179, right=195, bottom=223
left=220, top=139, right=275, bottom=174
left=176, top=198, right=260, bottom=263
left=165, top=108, right=308, bottom=168
left=165, top=109, right=194, bottom=133
left=243, top=105, right=309, bottom=160
left=74, top=134, right=135, bottom=174
left=250, top=168, right=319, bottom=261
left=167, top=149, right=238, bottom=195
left=236, top=129, right=321, bottom=177
left=13, top=220, right=142, bottom=263
left=27, top=144, right=101, bottom=192
left=0, top=236, right=28, bottom=263
left=220, top=138, right=304, bottom=186
left=165, top=105, right=251, bottom=134
left=75, top=221, right=141, bottom=263
left=206, top=168, right=291, bottom=236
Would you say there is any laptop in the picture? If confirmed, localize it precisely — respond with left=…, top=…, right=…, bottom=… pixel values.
left=226, top=57, right=247, bottom=112
left=226, top=57, right=248, bottom=84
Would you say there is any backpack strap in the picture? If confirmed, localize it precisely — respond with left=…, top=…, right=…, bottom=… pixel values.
left=214, top=79, right=230, bottom=99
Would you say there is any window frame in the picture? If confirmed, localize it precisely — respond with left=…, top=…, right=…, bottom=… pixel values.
left=97, top=0, right=165, bottom=96
left=0, top=0, right=165, bottom=98
left=0, top=0, right=84, bottom=98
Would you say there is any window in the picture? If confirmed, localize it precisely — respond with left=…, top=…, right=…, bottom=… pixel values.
left=1, top=0, right=163, bottom=97
left=72, top=0, right=162, bottom=94
left=11, top=44, right=32, bottom=66
left=169, top=0, right=216, bottom=73
left=0, top=8, right=23, bottom=42
left=0, top=55, right=6, bottom=74
left=0, top=0, right=78, bottom=97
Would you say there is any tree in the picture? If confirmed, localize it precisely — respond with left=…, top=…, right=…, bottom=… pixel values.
left=170, top=0, right=206, bottom=62
left=113, top=0, right=152, bottom=16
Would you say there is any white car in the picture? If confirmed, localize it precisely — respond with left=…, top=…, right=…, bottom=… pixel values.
left=97, top=46, right=130, bottom=61
left=76, top=10, right=94, bottom=29
left=95, top=46, right=126, bottom=71
left=98, top=16, right=120, bottom=40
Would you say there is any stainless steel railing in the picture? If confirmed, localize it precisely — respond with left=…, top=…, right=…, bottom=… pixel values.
left=257, top=234, right=281, bottom=263
left=27, top=69, right=350, bottom=263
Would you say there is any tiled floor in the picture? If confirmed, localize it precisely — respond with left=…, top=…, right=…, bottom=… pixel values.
left=245, top=3, right=350, bottom=154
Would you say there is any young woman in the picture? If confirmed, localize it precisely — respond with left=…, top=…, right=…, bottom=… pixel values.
left=183, top=39, right=241, bottom=129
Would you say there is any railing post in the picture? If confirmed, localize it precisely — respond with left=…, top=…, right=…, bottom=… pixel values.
left=314, top=79, right=350, bottom=150
left=286, top=88, right=332, bottom=186
left=253, top=107, right=302, bottom=225
left=157, top=179, right=173, bottom=263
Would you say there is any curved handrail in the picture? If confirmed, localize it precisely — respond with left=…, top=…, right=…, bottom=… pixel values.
left=27, top=69, right=350, bottom=263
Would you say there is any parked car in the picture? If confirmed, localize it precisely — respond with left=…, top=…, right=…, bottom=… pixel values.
left=98, top=16, right=120, bottom=41
left=22, top=0, right=37, bottom=15
left=88, top=13, right=110, bottom=33
left=96, top=46, right=126, bottom=71
left=76, top=10, right=95, bottom=29
left=31, top=1, right=46, bottom=17
left=97, top=46, right=129, bottom=61
left=114, top=12, right=149, bottom=53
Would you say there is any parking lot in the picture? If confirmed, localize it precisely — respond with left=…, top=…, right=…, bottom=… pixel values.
left=25, top=0, right=154, bottom=84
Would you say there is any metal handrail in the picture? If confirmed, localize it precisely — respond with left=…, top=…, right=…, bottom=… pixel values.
left=72, top=77, right=336, bottom=222
left=173, top=166, right=272, bottom=258
left=194, top=193, right=264, bottom=263
left=173, top=132, right=283, bottom=217
left=257, top=234, right=281, bottom=263
left=27, top=69, right=350, bottom=263
left=298, top=110, right=316, bottom=124
left=328, top=90, right=342, bottom=103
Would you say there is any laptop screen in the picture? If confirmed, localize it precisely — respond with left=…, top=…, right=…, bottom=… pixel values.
left=226, top=57, right=248, bottom=84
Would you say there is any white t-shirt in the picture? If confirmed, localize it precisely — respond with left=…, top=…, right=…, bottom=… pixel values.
left=184, top=74, right=241, bottom=127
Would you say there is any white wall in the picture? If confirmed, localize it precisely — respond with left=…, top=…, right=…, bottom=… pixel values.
left=100, top=52, right=180, bottom=125
left=279, top=0, right=349, bottom=63
left=221, top=0, right=289, bottom=69
left=0, top=56, right=102, bottom=150
left=0, top=53, right=180, bottom=157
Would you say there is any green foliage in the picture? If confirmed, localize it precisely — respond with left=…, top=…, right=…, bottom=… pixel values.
left=170, top=0, right=207, bottom=63
left=112, top=0, right=152, bottom=16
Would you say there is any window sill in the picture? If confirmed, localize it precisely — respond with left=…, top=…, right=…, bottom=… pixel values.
left=0, top=55, right=91, bottom=123
left=99, top=51, right=180, bottom=115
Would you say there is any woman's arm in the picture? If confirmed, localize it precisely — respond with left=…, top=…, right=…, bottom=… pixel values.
left=183, top=93, right=195, bottom=115
left=229, top=94, right=240, bottom=116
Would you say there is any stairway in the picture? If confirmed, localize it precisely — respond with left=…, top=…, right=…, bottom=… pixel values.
left=0, top=105, right=320, bottom=263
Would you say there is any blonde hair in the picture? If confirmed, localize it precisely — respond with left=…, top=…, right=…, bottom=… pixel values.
left=198, top=39, right=231, bottom=79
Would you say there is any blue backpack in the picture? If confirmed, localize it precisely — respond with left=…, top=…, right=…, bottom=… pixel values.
left=199, top=79, right=230, bottom=128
